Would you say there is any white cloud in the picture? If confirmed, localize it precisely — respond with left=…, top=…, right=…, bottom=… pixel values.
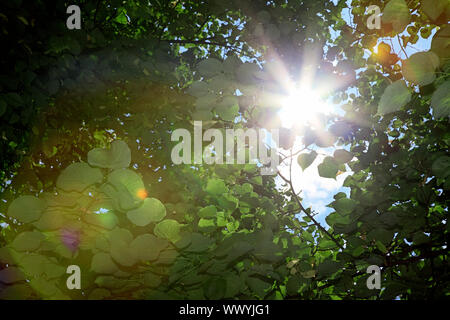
left=276, top=140, right=352, bottom=222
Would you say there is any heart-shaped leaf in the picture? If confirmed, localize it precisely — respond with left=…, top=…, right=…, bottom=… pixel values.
left=333, top=149, right=353, bottom=164
left=56, top=162, right=103, bottom=192
left=297, top=151, right=317, bottom=171
left=318, top=157, right=339, bottom=179
left=154, top=219, right=182, bottom=243
left=402, top=51, right=439, bottom=86
left=7, top=195, right=45, bottom=223
left=126, top=197, right=166, bottom=226
left=382, top=0, right=410, bottom=33
left=88, top=140, right=131, bottom=169
left=378, top=80, right=411, bottom=115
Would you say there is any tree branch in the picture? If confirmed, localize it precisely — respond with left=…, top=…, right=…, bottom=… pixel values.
left=277, top=169, right=344, bottom=250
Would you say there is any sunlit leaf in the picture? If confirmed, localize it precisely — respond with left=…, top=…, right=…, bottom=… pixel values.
left=127, top=197, right=166, bottom=226
left=154, top=219, right=182, bottom=243
left=297, top=151, right=317, bottom=171
left=431, top=81, right=450, bottom=119
left=377, top=80, right=411, bottom=115
left=88, top=140, right=131, bottom=169
left=382, top=0, right=410, bottom=33
left=402, top=51, right=439, bottom=86
left=56, top=162, right=103, bottom=192
left=318, top=157, right=339, bottom=179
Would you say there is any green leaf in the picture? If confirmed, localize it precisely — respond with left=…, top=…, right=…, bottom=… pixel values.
left=56, top=162, right=103, bottom=192
left=431, top=25, right=450, bottom=61
left=0, top=247, right=15, bottom=265
left=7, top=195, right=45, bottom=223
left=130, top=234, right=167, bottom=262
left=114, top=8, right=128, bottom=24
left=317, top=260, right=341, bottom=277
left=83, top=211, right=118, bottom=230
left=382, top=0, right=410, bottom=33
left=88, top=288, right=111, bottom=300
left=143, top=272, right=162, bottom=288
left=11, top=231, right=44, bottom=251
left=127, top=197, right=166, bottom=226
left=29, top=278, right=58, bottom=297
left=333, top=149, right=353, bottom=164
left=217, top=193, right=238, bottom=211
left=91, top=252, right=119, bottom=274
left=4, top=93, right=23, bottom=107
left=18, top=253, right=48, bottom=277
left=109, top=228, right=137, bottom=267
left=203, top=278, right=226, bottom=300
left=95, top=275, right=129, bottom=289
left=254, top=240, right=283, bottom=263
left=236, top=63, right=261, bottom=84
left=286, top=275, right=302, bottom=296
left=421, top=0, right=448, bottom=21
left=224, top=274, right=242, bottom=298
left=108, top=227, right=133, bottom=244
left=43, top=262, right=65, bottom=279
left=210, top=75, right=232, bottom=92
left=0, top=267, right=26, bottom=284
left=33, top=210, right=64, bottom=232
left=375, top=240, right=387, bottom=253
left=377, top=80, right=411, bottom=115
left=318, top=157, right=339, bottom=179
left=0, top=284, right=33, bottom=300
left=402, top=51, right=439, bottom=86
left=186, top=81, right=209, bottom=97
left=198, top=218, right=216, bottom=232
left=197, top=58, right=223, bottom=78
left=432, top=156, right=450, bottom=179
left=156, top=248, right=178, bottom=265
left=88, top=140, right=131, bottom=169
left=333, top=198, right=357, bottom=215
left=184, top=233, right=213, bottom=253
left=216, top=96, right=239, bottom=121
left=368, top=228, right=394, bottom=245
left=297, top=151, right=317, bottom=171
left=352, top=246, right=365, bottom=257
left=301, top=269, right=316, bottom=279
left=246, top=276, right=271, bottom=298
left=431, top=81, right=450, bottom=119
left=195, top=94, right=216, bottom=110
left=318, top=240, right=338, bottom=250
left=205, top=178, right=228, bottom=195
left=198, top=205, right=217, bottom=218
left=154, top=219, right=182, bottom=243
left=106, top=168, right=145, bottom=211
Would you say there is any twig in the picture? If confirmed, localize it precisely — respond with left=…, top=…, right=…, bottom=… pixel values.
left=397, top=34, right=408, bottom=59
left=277, top=170, right=344, bottom=250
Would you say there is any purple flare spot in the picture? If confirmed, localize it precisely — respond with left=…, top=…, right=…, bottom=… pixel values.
left=60, top=228, right=80, bottom=252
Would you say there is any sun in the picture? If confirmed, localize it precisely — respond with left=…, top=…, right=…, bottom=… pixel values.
left=278, top=88, right=332, bottom=128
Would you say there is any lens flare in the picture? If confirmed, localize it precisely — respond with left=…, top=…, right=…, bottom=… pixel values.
left=278, top=89, right=332, bottom=128
left=137, top=188, right=148, bottom=200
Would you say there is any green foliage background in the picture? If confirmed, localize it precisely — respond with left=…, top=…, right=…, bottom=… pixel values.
left=0, top=0, right=448, bottom=299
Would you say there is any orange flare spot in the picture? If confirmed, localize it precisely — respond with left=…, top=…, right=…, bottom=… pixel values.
left=137, top=189, right=148, bottom=200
